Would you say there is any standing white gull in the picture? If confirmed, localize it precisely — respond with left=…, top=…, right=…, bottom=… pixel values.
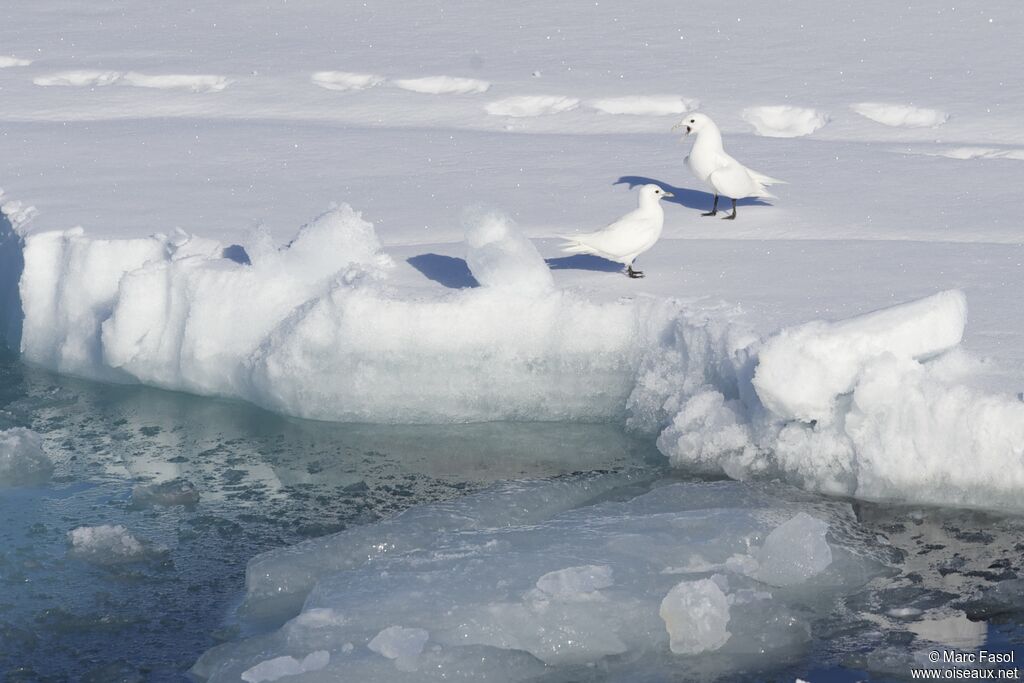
left=560, top=183, right=671, bottom=279
left=675, top=113, right=785, bottom=220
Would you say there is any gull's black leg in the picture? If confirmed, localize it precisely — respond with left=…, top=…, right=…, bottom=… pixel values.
left=721, top=198, right=737, bottom=220
left=626, top=262, right=644, bottom=279
left=702, top=194, right=719, bottom=217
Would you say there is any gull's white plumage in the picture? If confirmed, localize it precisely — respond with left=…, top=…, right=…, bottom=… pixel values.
left=678, top=113, right=785, bottom=219
left=561, top=184, right=671, bottom=277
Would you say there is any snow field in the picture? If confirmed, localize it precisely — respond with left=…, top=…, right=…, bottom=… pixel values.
left=741, top=105, right=829, bottom=138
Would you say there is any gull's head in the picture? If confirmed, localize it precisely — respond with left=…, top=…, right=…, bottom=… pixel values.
left=673, top=112, right=713, bottom=135
left=640, top=184, right=673, bottom=201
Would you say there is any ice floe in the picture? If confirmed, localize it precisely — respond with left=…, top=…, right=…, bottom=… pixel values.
left=0, top=428, right=52, bottom=487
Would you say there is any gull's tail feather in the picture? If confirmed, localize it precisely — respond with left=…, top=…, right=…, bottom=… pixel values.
left=747, top=169, right=786, bottom=199
left=559, top=235, right=596, bottom=255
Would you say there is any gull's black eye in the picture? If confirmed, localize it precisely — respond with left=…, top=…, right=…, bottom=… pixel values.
left=690, top=119, right=695, bottom=123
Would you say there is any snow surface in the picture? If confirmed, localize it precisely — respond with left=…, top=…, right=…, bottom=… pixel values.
left=485, top=95, right=580, bottom=118
left=589, top=96, right=699, bottom=116
left=851, top=103, right=949, bottom=128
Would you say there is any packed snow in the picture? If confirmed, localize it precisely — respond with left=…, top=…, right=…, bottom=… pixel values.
left=851, top=102, right=949, bottom=128
left=741, top=105, right=829, bottom=138
left=33, top=70, right=229, bottom=92
left=0, top=427, right=52, bottom=487
left=0, top=56, right=32, bottom=68
left=310, top=71, right=384, bottom=92
left=391, top=76, right=490, bottom=95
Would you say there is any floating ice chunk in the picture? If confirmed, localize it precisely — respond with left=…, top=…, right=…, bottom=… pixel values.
left=464, top=211, right=553, bottom=293
left=240, top=651, right=329, bottom=683
left=534, top=564, right=613, bottom=601
left=120, top=72, right=230, bottom=93
left=852, top=102, right=948, bottom=128
left=756, top=512, right=832, bottom=586
left=0, top=428, right=52, bottom=487
left=659, top=578, right=731, bottom=654
left=485, top=95, right=579, bottom=117
left=130, top=478, right=200, bottom=508
left=742, top=105, right=828, bottom=138
left=589, top=95, right=699, bottom=116
left=391, top=76, right=490, bottom=94
left=753, top=290, right=967, bottom=423
left=0, top=56, right=32, bottom=68
left=311, top=71, right=384, bottom=91
left=907, top=610, right=986, bottom=649
left=368, top=626, right=428, bottom=671
left=67, top=524, right=148, bottom=564
left=33, top=70, right=123, bottom=87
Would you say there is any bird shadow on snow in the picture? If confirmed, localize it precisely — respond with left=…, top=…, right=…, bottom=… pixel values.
left=615, top=176, right=771, bottom=211
left=407, top=253, right=480, bottom=289
left=545, top=254, right=623, bottom=273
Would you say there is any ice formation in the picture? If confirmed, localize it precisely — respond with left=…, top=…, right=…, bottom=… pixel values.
left=192, top=476, right=888, bottom=681
left=67, top=524, right=149, bottom=564
left=240, top=651, right=329, bottom=683
left=4, top=200, right=1023, bottom=508
left=0, top=428, right=52, bottom=487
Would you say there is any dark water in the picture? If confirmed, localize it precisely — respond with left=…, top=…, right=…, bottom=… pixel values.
left=1, top=352, right=1023, bottom=682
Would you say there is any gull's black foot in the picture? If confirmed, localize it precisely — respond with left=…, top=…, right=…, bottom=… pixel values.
left=721, top=198, right=737, bottom=220
left=704, top=195, right=720, bottom=217
left=701, top=210, right=717, bottom=217
left=626, top=266, right=645, bottom=279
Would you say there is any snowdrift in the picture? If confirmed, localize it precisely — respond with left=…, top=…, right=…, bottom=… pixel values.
left=3, top=200, right=1024, bottom=509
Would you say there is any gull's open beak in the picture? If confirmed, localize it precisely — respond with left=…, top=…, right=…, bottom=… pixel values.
left=671, top=122, right=692, bottom=135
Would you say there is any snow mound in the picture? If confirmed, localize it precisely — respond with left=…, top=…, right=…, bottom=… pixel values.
left=241, top=651, right=329, bottom=683
left=392, top=76, right=489, bottom=95
left=485, top=95, right=579, bottom=117
left=33, top=70, right=229, bottom=92
left=0, top=428, right=53, bottom=487
left=742, top=105, right=829, bottom=138
left=0, top=56, right=32, bottom=68
left=589, top=96, right=699, bottom=116
left=120, top=72, right=230, bottom=93
left=193, top=476, right=888, bottom=681
left=464, top=211, right=553, bottom=293
left=34, top=70, right=124, bottom=87
left=852, top=102, right=948, bottom=128
left=311, top=71, right=384, bottom=91
left=67, top=524, right=149, bottom=564
left=753, top=289, right=967, bottom=423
